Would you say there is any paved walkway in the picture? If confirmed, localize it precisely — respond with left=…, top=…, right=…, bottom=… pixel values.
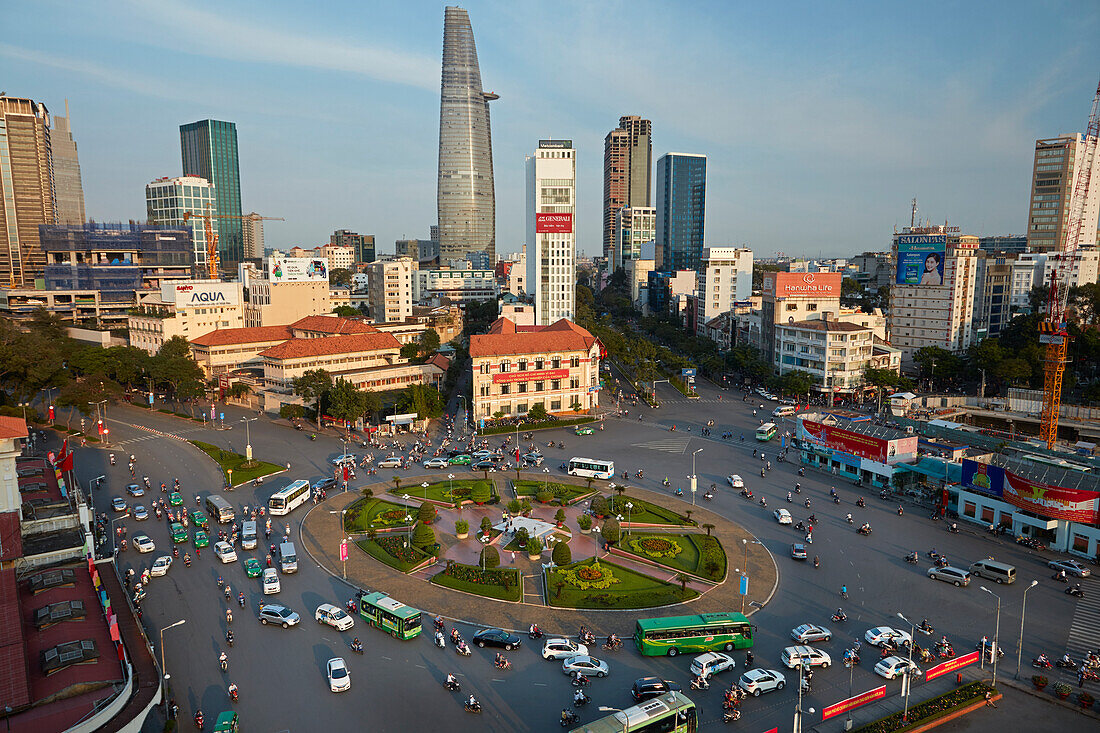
left=299, top=473, right=777, bottom=636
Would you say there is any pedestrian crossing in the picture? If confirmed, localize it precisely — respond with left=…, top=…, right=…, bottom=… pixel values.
left=631, top=437, right=692, bottom=454
left=1064, top=580, right=1100, bottom=661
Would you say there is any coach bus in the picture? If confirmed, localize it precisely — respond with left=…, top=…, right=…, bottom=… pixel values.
left=634, top=612, right=755, bottom=657
left=567, top=457, right=615, bottom=479
left=569, top=692, right=697, bottom=733
left=268, top=479, right=311, bottom=516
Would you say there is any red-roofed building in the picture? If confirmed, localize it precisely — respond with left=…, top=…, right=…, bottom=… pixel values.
left=288, top=315, right=380, bottom=338
left=189, top=325, right=294, bottom=377
left=469, top=318, right=601, bottom=420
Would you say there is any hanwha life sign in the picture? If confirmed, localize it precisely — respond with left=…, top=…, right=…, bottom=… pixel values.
left=765, top=271, right=842, bottom=298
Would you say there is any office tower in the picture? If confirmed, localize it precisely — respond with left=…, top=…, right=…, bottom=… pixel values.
left=614, top=206, right=656, bottom=271
left=1026, top=134, right=1100, bottom=253
left=655, top=153, right=707, bottom=273
left=696, top=247, right=753, bottom=336
left=526, top=140, right=576, bottom=325
left=978, top=235, right=1027, bottom=255
left=331, top=229, right=375, bottom=265
left=180, top=119, right=243, bottom=266
left=51, top=100, right=85, bottom=226
left=0, top=97, right=56, bottom=286
left=437, top=6, right=497, bottom=264
left=241, top=213, right=265, bottom=259
left=146, top=176, right=217, bottom=275
left=602, top=116, right=652, bottom=263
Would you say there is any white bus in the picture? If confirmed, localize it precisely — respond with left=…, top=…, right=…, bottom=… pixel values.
left=268, top=480, right=311, bottom=516
left=567, top=457, right=615, bottom=480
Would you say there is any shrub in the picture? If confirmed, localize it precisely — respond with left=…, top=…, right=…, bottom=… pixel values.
left=376, top=536, right=423, bottom=564
left=577, top=514, right=592, bottom=531
left=440, top=562, right=516, bottom=589
left=480, top=517, right=492, bottom=534
left=412, top=522, right=436, bottom=550
left=558, top=561, right=620, bottom=590
left=417, top=503, right=437, bottom=525
left=514, top=528, right=529, bottom=547
left=536, top=488, right=554, bottom=503
left=526, top=536, right=543, bottom=555
left=471, top=482, right=491, bottom=505
left=554, top=508, right=566, bottom=524
left=601, top=518, right=621, bottom=545
left=361, top=488, right=374, bottom=498
left=627, top=536, right=682, bottom=558
left=590, top=496, right=609, bottom=517
left=455, top=520, right=469, bottom=535
left=520, top=498, right=532, bottom=513
left=552, top=540, right=572, bottom=565
left=507, top=498, right=521, bottom=514
left=1052, top=682, right=1072, bottom=697
left=480, top=545, right=500, bottom=569
left=1032, top=675, right=1048, bottom=687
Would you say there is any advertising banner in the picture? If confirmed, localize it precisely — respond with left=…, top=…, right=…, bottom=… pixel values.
left=1002, top=471, right=1100, bottom=523
left=821, top=685, right=887, bottom=721
left=536, top=213, right=573, bottom=234
left=492, top=368, right=570, bottom=384
left=925, top=650, right=980, bottom=681
left=340, top=539, right=348, bottom=562
left=763, top=272, right=841, bottom=298
left=800, top=420, right=890, bottom=462
left=896, top=234, right=947, bottom=286
left=268, top=256, right=328, bottom=282
left=164, top=280, right=241, bottom=307
left=960, top=459, right=1005, bottom=498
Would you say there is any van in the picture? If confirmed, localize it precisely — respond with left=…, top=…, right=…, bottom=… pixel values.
left=773, top=405, right=797, bottom=418
left=240, top=521, right=257, bottom=551
left=204, top=494, right=235, bottom=524
left=262, top=567, right=281, bottom=594
left=279, top=542, right=298, bottom=573
left=968, top=559, right=1016, bottom=585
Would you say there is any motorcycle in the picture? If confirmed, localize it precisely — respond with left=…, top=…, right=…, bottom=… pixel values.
left=572, top=691, right=590, bottom=706
left=689, top=677, right=710, bottom=690
left=662, top=479, right=671, bottom=487
left=602, top=638, right=623, bottom=651
left=833, top=495, right=841, bottom=505
left=560, top=710, right=579, bottom=727
left=455, top=642, right=471, bottom=656
left=905, top=553, right=919, bottom=564
left=529, top=626, right=544, bottom=640
left=805, top=499, right=811, bottom=508
left=856, top=498, right=866, bottom=508
left=494, top=658, right=512, bottom=670
left=832, top=612, right=847, bottom=623
left=858, top=525, right=872, bottom=536
left=758, top=497, right=766, bottom=507
left=843, top=652, right=860, bottom=668
left=195, top=712, right=205, bottom=730
left=228, top=685, right=239, bottom=702
left=1057, top=657, right=1079, bottom=670
left=1067, top=585, right=1085, bottom=598
left=571, top=674, right=591, bottom=687
left=917, top=622, right=934, bottom=636
left=464, top=700, right=482, bottom=714
left=675, top=488, right=684, bottom=496
left=1032, top=656, right=1053, bottom=669
left=723, top=710, right=742, bottom=723
left=220, top=656, right=228, bottom=672
left=444, top=678, right=461, bottom=692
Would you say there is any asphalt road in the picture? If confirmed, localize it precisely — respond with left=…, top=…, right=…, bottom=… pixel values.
left=73, top=383, right=1098, bottom=733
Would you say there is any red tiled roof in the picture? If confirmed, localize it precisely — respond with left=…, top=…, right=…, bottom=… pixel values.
left=0, top=512, right=22, bottom=562
left=190, top=325, right=293, bottom=347
left=0, top=416, right=27, bottom=440
left=471, top=318, right=597, bottom=358
left=290, top=315, right=379, bottom=335
left=259, top=333, right=401, bottom=360
left=427, top=353, right=451, bottom=371
left=0, top=568, right=30, bottom=708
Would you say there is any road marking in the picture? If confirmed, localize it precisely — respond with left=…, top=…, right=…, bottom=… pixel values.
left=632, top=437, right=691, bottom=454
left=381, top=655, right=392, bottom=660
left=532, top=682, right=548, bottom=686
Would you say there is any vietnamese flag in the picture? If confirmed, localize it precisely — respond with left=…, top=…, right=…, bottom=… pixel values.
left=342, top=465, right=349, bottom=482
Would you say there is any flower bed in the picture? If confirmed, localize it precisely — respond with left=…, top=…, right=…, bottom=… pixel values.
left=852, top=682, right=996, bottom=733
left=627, top=536, right=682, bottom=558
left=617, top=533, right=727, bottom=583
left=343, top=497, right=416, bottom=532
left=356, top=536, right=432, bottom=573
left=430, top=562, right=522, bottom=602
left=388, top=479, right=495, bottom=508
left=547, top=558, right=698, bottom=609
left=512, top=480, right=590, bottom=505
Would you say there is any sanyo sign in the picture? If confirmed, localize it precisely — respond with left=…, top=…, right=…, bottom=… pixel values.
left=160, top=281, right=241, bottom=308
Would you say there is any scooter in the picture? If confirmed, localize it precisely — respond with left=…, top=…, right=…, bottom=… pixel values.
left=832, top=612, right=847, bottom=623
left=1067, top=585, right=1085, bottom=598
left=464, top=700, right=482, bottom=714
left=572, top=691, right=590, bottom=706
left=444, top=678, right=461, bottom=692
left=905, top=553, right=919, bottom=564
left=560, top=710, right=579, bottom=727
left=722, top=710, right=742, bottom=723
left=1057, top=657, right=1079, bottom=670
left=689, top=677, right=710, bottom=690
left=1032, top=656, right=1053, bottom=669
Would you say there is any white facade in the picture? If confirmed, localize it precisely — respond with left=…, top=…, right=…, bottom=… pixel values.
left=775, top=318, right=876, bottom=392
left=146, top=176, right=217, bottom=271
left=320, top=244, right=356, bottom=272
left=614, top=206, right=655, bottom=270
left=414, top=268, right=497, bottom=303
left=526, top=140, right=576, bottom=325
left=367, top=257, right=416, bottom=323
left=242, top=213, right=265, bottom=259
left=1010, top=249, right=1100, bottom=311
left=696, top=247, right=753, bottom=336
left=128, top=280, right=245, bottom=355
left=352, top=272, right=369, bottom=292
left=625, top=258, right=656, bottom=304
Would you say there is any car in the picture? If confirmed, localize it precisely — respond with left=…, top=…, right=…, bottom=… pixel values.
left=727, top=474, right=744, bottom=489
left=774, top=508, right=792, bottom=525
left=133, top=535, right=155, bottom=553
left=244, top=558, right=263, bottom=578
left=330, top=454, right=357, bottom=466
left=1049, top=559, right=1092, bottom=578
left=377, top=456, right=403, bottom=468
left=111, top=497, right=128, bottom=512
left=780, top=398, right=797, bottom=406
left=523, top=453, right=544, bottom=466
left=472, top=450, right=493, bottom=460
left=738, top=668, right=786, bottom=696
left=127, top=483, right=145, bottom=497
left=150, top=555, right=172, bottom=577
left=864, top=627, right=913, bottom=648
left=423, top=457, right=450, bottom=469
left=471, top=459, right=497, bottom=470
left=262, top=567, right=281, bottom=594
left=927, top=566, right=971, bottom=587
left=473, top=628, right=522, bottom=650
left=133, top=505, right=148, bottom=521
left=790, top=624, right=832, bottom=643
left=214, top=542, right=238, bottom=564
left=449, top=454, right=472, bottom=465
left=190, top=511, right=209, bottom=530
left=258, top=603, right=300, bottom=628
left=781, top=646, right=832, bottom=669
left=169, top=491, right=183, bottom=506
left=575, top=426, right=594, bottom=436
left=314, top=477, right=338, bottom=493
left=875, top=656, right=923, bottom=680
left=631, top=677, right=682, bottom=702
left=542, top=638, right=587, bottom=660
left=562, top=655, right=609, bottom=678
left=193, top=530, right=209, bottom=548
left=690, top=652, right=737, bottom=679
left=791, top=543, right=808, bottom=560
left=315, top=603, right=355, bottom=631
left=327, top=657, right=351, bottom=692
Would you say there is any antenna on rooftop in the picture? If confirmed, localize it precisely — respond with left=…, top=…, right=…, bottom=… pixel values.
left=910, top=198, right=918, bottom=228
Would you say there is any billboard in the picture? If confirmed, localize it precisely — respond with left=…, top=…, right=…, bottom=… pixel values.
left=960, top=459, right=1005, bottom=497
left=1003, top=471, right=1100, bottom=523
left=762, top=272, right=841, bottom=298
left=162, top=280, right=241, bottom=307
left=799, top=419, right=914, bottom=463
left=493, top=368, right=569, bottom=385
left=268, top=256, right=328, bottom=282
left=536, top=213, right=573, bottom=234
left=896, top=234, right=947, bottom=286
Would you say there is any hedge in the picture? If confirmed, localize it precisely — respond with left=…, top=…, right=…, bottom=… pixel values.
left=852, top=682, right=996, bottom=733
left=431, top=563, right=522, bottom=601
left=478, top=416, right=595, bottom=436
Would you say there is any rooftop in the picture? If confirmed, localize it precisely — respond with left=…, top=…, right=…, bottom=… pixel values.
left=259, top=332, right=401, bottom=360
left=190, top=325, right=293, bottom=347
left=290, top=315, right=379, bottom=336
left=0, top=416, right=28, bottom=440
left=781, top=319, right=869, bottom=333
left=470, top=318, right=598, bottom=358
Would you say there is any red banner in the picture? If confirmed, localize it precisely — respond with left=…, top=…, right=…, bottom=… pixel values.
left=925, top=650, right=979, bottom=681
left=536, top=213, right=573, bottom=233
left=492, top=368, right=569, bottom=385
left=822, top=684, right=887, bottom=721
left=801, top=420, right=890, bottom=462
left=1003, top=472, right=1100, bottom=524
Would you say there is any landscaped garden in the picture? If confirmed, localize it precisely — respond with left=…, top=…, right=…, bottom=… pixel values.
left=189, top=440, right=284, bottom=485
left=356, top=535, right=434, bottom=573
left=431, top=560, right=523, bottom=602
left=512, top=479, right=592, bottom=505
left=590, top=493, right=697, bottom=526
left=619, top=532, right=727, bottom=582
left=546, top=557, right=698, bottom=609
left=852, top=681, right=997, bottom=733
left=343, top=496, right=416, bottom=533
left=387, top=478, right=496, bottom=507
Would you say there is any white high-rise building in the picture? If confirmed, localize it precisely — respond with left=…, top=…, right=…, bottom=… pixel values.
left=1010, top=249, right=1100, bottom=311
left=146, top=176, right=217, bottom=274
left=696, top=247, right=753, bottom=335
left=526, top=140, right=576, bottom=325
left=1026, top=134, right=1100, bottom=253
left=614, top=206, right=655, bottom=271
left=366, top=257, right=417, bottom=323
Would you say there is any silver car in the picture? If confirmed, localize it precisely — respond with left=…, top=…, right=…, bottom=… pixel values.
left=562, top=655, right=609, bottom=678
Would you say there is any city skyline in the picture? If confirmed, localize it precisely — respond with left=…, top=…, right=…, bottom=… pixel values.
left=3, top=1, right=1100, bottom=258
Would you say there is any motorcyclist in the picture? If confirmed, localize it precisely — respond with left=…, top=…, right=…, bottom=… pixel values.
left=219, top=651, right=228, bottom=670
left=530, top=623, right=541, bottom=637
left=835, top=608, right=846, bottom=620
left=1063, top=653, right=1074, bottom=667
left=228, top=682, right=238, bottom=700
left=445, top=673, right=458, bottom=688
left=562, top=709, right=572, bottom=724
left=573, top=688, right=586, bottom=704
left=352, top=637, right=363, bottom=652
left=467, top=694, right=478, bottom=710
left=846, top=513, right=852, bottom=523
left=226, top=629, right=234, bottom=645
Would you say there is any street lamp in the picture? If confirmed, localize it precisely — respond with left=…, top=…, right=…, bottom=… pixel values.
left=593, top=524, right=601, bottom=560
left=793, top=661, right=816, bottom=733
left=896, top=612, right=918, bottom=722
left=598, top=707, right=631, bottom=732
left=740, top=538, right=762, bottom=613
left=159, top=619, right=186, bottom=717
left=404, top=514, right=413, bottom=548
left=447, top=473, right=455, bottom=501
left=1015, top=580, right=1039, bottom=679
left=421, top=481, right=430, bottom=501
left=240, top=416, right=258, bottom=461
left=690, top=448, right=703, bottom=506
left=625, top=502, right=633, bottom=537
left=980, top=586, right=1002, bottom=688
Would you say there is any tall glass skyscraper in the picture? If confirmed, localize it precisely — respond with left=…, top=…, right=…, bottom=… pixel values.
left=655, top=153, right=707, bottom=273
left=437, top=6, right=497, bottom=264
left=180, top=119, right=243, bottom=267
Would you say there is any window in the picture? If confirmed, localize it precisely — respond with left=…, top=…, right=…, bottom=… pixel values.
left=963, top=501, right=976, bottom=518
left=570, top=356, right=580, bottom=368
left=518, top=383, right=528, bottom=393
left=500, top=361, right=510, bottom=373
left=570, top=378, right=579, bottom=389
left=479, top=386, right=489, bottom=396
left=786, top=304, right=797, bottom=311
left=535, top=359, right=544, bottom=370
left=517, top=403, right=528, bottom=414
left=551, top=357, right=561, bottom=369
left=1072, top=534, right=1089, bottom=553
left=552, top=380, right=561, bottom=390
left=518, top=359, right=527, bottom=371
left=501, top=384, right=510, bottom=395
left=980, top=507, right=995, bottom=523
left=551, top=399, right=561, bottom=410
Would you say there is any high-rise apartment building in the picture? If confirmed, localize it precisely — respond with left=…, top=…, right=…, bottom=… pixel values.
left=655, top=153, right=706, bottom=273
left=366, top=257, right=417, bottom=323
left=146, top=176, right=217, bottom=274
left=602, top=116, right=652, bottom=263
left=614, top=206, right=655, bottom=271
left=50, top=100, right=85, bottom=226
left=696, top=247, right=753, bottom=336
left=241, top=212, right=265, bottom=259
left=526, top=140, right=576, bottom=325
left=331, top=229, right=375, bottom=265
left=437, top=6, right=497, bottom=264
left=0, top=97, right=56, bottom=286
left=971, top=250, right=1015, bottom=341
left=1026, top=134, right=1100, bottom=253
left=180, top=119, right=243, bottom=266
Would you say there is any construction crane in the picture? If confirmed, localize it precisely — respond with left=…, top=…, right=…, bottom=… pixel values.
left=182, top=208, right=285, bottom=280
left=1038, top=77, right=1100, bottom=450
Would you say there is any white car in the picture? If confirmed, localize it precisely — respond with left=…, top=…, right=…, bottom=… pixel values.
left=133, top=535, right=155, bottom=553
left=327, top=657, right=351, bottom=692
left=133, top=505, right=149, bottom=521
left=690, top=652, right=736, bottom=679
left=423, top=457, right=450, bottom=469
left=214, top=541, right=237, bottom=564
left=781, top=645, right=832, bottom=669
left=865, top=627, right=913, bottom=648
left=875, top=656, right=922, bottom=680
left=262, top=567, right=281, bottom=594
left=330, top=454, right=357, bottom=466
left=738, top=668, right=786, bottom=696
left=150, top=555, right=172, bottom=576
left=727, top=474, right=744, bottom=489
left=542, top=638, right=587, bottom=660
left=377, top=456, right=403, bottom=468
left=790, top=624, right=832, bottom=643
left=773, top=508, right=792, bottom=525
left=315, top=603, right=355, bottom=631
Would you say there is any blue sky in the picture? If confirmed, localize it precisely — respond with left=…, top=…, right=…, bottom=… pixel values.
left=5, top=0, right=1099, bottom=258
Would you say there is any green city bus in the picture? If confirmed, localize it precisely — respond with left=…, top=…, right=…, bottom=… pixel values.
left=170, top=523, right=188, bottom=543
left=756, top=422, right=778, bottom=441
left=634, top=612, right=754, bottom=657
left=570, top=692, right=697, bottom=733
left=357, top=590, right=422, bottom=640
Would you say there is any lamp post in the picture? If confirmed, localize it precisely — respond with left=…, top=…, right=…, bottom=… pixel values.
left=598, top=707, right=630, bottom=732
left=593, top=524, right=601, bottom=560
left=240, top=416, right=258, bottom=461
left=1015, top=580, right=1039, bottom=679
left=159, top=619, right=186, bottom=717
left=404, top=514, right=413, bottom=548
left=980, top=586, right=1002, bottom=688
left=625, top=502, right=633, bottom=537
left=447, top=473, right=455, bottom=502
left=340, top=509, right=348, bottom=579
left=740, top=538, right=762, bottom=613
left=896, top=612, right=918, bottom=722
left=690, top=448, right=702, bottom=506
left=421, top=481, right=430, bottom=501
left=793, top=661, right=815, bottom=733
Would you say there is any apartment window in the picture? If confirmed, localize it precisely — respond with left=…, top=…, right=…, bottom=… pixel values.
left=570, top=377, right=580, bottom=389
left=518, top=359, right=527, bottom=371
left=518, top=383, right=528, bottom=393
left=552, top=380, right=561, bottom=390
left=570, top=356, right=580, bottom=368
left=500, top=361, right=510, bottom=372
left=501, top=384, right=510, bottom=395
left=517, top=403, right=528, bottom=414
left=479, top=385, right=489, bottom=396
left=551, top=357, right=561, bottom=369
left=807, top=304, right=818, bottom=311
left=534, top=381, right=544, bottom=391
left=551, top=400, right=561, bottom=411
left=786, top=304, right=797, bottom=311
left=535, top=359, right=544, bottom=369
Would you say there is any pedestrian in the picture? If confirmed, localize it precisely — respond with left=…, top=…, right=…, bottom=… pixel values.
left=195, top=547, right=200, bottom=559
left=1080, top=669, right=1085, bottom=688
left=510, top=551, right=515, bottom=563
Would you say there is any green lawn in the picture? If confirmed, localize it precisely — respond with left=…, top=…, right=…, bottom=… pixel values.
left=344, top=497, right=416, bottom=533
left=512, top=479, right=590, bottom=505
left=620, top=533, right=727, bottom=582
left=430, top=564, right=523, bottom=601
left=189, top=441, right=284, bottom=485
left=387, top=478, right=495, bottom=507
left=478, top=416, right=595, bottom=436
left=598, top=494, right=696, bottom=526
left=546, top=557, right=698, bottom=609
left=356, top=536, right=432, bottom=573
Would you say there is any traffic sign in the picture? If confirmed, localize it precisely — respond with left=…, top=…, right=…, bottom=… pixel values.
left=681, top=368, right=696, bottom=377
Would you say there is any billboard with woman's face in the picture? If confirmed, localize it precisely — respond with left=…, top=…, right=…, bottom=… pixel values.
left=896, top=234, right=946, bottom=286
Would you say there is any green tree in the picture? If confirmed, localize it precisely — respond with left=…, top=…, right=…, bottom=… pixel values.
left=57, top=377, right=122, bottom=429
left=400, top=342, right=422, bottom=361
left=292, top=368, right=332, bottom=423
left=418, top=328, right=441, bottom=354
left=411, top=521, right=436, bottom=550
left=479, top=545, right=500, bottom=569
left=779, top=370, right=815, bottom=397
left=332, top=305, right=359, bottom=317
left=327, top=378, right=371, bottom=432
left=471, top=481, right=491, bottom=505
left=675, top=572, right=692, bottom=596
left=151, top=336, right=205, bottom=406
left=397, top=384, right=444, bottom=418
left=997, top=358, right=1032, bottom=385
left=526, top=536, right=543, bottom=556
left=330, top=268, right=353, bottom=288
left=479, top=516, right=493, bottom=535
left=552, top=540, right=572, bottom=566
left=526, top=403, right=549, bottom=421
left=702, top=523, right=715, bottom=536
left=554, top=508, right=566, bottom=524
left=600, top=517, right=621, bottom=545
left=0, top=316, right=69, bottom=403
left=417, top=502, right=437, bottom=524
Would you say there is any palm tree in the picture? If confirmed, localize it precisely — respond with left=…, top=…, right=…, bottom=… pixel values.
left=702, top=523, right=715, bottom=536
left=684, top=509, right=693, bottom=524
left=392, top=475, right=402, bottom=492
left=614, top=485, right=627, bottom=502
left=675, top=573, right=691, bottom=596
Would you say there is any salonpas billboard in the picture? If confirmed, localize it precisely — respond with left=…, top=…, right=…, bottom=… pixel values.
left=896, top=235, right=946, bottom=286
left=268, top=256, right=328, bottom=282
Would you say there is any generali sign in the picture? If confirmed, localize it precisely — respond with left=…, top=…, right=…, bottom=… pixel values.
left=764, top=272, right=841, bottom=298
left=536, top=213, right=573, bottom=234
